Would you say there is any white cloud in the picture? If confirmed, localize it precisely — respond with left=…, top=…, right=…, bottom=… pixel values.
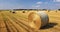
left=36, top=2, right=42, bottom=4
left=32, top=5, right=40, bottom=9
left=35, top=5, right=40, bottom=7
left=32, top=2, right=42, bottom=9
left=53, top=0, right=60, bottom=2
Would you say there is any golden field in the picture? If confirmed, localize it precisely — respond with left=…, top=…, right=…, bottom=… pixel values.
left=0, top=10, right=60, bottom=32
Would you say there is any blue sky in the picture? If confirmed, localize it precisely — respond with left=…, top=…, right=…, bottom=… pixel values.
left=0, top=0, right=60, bottom=10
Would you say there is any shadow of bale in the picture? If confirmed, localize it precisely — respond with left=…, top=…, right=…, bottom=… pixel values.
left=40, top=22, right=57, bottom=29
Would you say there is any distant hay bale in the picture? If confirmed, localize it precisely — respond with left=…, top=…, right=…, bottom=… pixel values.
left=10, top=11, right=15, bottom=13
left=9, top=11, right=15, bottom=13
left=55, top=10, right=57, bottom=12
left=48, top=10, right=50, bottom=12
left=10, top=9, right=16, bottom=13
left=22, top=10, right=29, bottom=13
left=22, top=11, right=25, bottom=13
left=28, top=11, right=49, bottom=31
left=0, top=10, right=1, bottom=12
left=12, top=11, right=15, bottom=13
left=10, top=11, right=12, bottom=12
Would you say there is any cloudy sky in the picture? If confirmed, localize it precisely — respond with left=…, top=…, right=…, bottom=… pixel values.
left=0, top=0, right=60, bottom=10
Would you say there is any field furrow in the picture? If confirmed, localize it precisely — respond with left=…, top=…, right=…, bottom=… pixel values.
left=2, top=11, right=34, bottom=32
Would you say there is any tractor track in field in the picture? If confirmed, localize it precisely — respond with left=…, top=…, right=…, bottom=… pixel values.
left=2, top=12, right=35, bottom=32
left=0, top=13, right=8, bottom=32
left=1, top=13, right=20, bottom=32
left=2, top=12, right=30, bottom=32
left=1, top=12, right=27, bottom=32
left=5, top=13, right=30, bottom=32
left=14, top=13, right=28, bottom=21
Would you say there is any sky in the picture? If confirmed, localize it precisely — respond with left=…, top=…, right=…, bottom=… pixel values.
left=0, top=0, right=60, bottom=10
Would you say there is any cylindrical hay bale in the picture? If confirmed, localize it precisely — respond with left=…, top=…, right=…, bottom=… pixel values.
left=10, top=11, right=12, bottom=12
left=28, top=11, right=49, bottom=31
left=22, top=11, right=28, bottom=13
left=12, top=11, right=15, bottom=13
left=22, top=11, right=25, bottom=13
left=9, top=11, right=15, bottom=13
left=55, top=10, right=57, bottom=12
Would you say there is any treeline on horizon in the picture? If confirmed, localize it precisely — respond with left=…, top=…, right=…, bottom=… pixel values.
left=0, top=9, right=60, bottom=11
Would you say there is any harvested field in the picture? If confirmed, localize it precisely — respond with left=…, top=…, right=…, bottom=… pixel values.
left=0, top=11, right=60, bottom=32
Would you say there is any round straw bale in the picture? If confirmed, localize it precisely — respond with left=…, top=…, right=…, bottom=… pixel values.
left=22, top=11, right=28, bottom=13
left=10, top=11, right=12, bottom=12
left=28, top=11, right=49, bottom=31
left=12, top=11, right=15, bottom=13
left=22, top=11, right=25, bottom=13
